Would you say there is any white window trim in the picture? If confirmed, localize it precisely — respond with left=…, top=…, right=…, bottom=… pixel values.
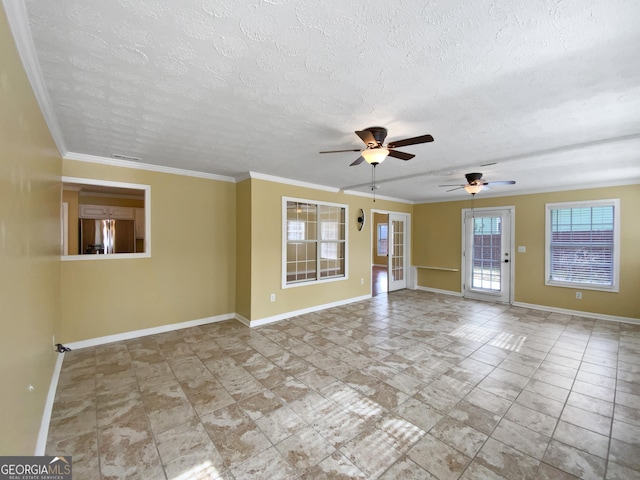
left=282, top=196, right=348, bottom=289
left=545, top=198, right=620, bottom=292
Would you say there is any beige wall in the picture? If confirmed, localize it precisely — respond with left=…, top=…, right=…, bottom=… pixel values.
left=60, top=160, right=237, bottom=342
left=62, top=190, right=79, bottom=255
left=77, top=195, right=144, bottom=208
left=413, top=185, right=640, bottom=319
left=248, top=179, right=412, bottom=322
left=0, top=8, right=62, bottom=454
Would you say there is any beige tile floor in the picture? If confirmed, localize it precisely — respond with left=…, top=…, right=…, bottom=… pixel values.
left=46, top=290, right=640, bottom=479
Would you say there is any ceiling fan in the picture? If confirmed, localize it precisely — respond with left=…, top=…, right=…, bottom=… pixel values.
left=319, top=126, right=434, bottom=166
left=440, top=172, right=516, bottom=195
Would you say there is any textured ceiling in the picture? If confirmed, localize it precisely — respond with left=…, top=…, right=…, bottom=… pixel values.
left=8, top=0, right=640, bottom=202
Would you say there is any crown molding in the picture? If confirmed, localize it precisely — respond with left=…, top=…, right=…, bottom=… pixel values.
left=248, top=171, right=341, bottom=193
left=3, top=0, right=67, bottom=156
left=64, top=152, right=236, bottom=183
left=247, top=171, right=416, bottom=204
left=416, top=179, right=640, bottom=204
left=234, top=172, right=252, bottom=182
left=342, top=189, right=415, bottom=204
left=64, top=154, right=418, bottom=201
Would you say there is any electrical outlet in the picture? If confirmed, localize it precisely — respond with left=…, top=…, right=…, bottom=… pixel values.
left=576, top=292, right=582, bottom=300
left=360, top=278, right=364, bottom=285
left=270, top=293, right=276, bottom=302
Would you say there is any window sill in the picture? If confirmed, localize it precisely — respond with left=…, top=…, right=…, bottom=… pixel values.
left=61, top=252, right=151, bottom=261
left=283, top=275, right=348, bottom=289
left=545, top=280, right=619, bottom=293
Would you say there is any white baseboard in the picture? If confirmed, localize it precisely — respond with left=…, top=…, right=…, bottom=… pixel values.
left=61, top=294, right=374, bottom=348
left=249, top=294, right=372, bottom=328
left=512, top=302, right=640, bottom=325
left=35, top=352, right=64, bottom=455
left=412, top=289, right=638, bottom=324
left=235, top=314, right=250, bottom=327
left=64, top=313, right=238, bottom=350
left=415, top=285, right=463, bottom=297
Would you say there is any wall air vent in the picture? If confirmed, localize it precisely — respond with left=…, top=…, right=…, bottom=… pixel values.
left=112, top=153, right=141, bottom=161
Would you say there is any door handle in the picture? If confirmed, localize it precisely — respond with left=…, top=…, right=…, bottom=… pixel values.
left=504, top=259, right=509, bottom=263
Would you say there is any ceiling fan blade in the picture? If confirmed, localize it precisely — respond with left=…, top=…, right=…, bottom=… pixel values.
left=486, top=180, right=516, bottom=185
left=387, top=134, right=434, bottom=149
left=388, top=150, right=415, bottom=161
left=446, top=186, right=464, bottom=192
left=355, top=130, right=377, bottom=145
left=350, top=156, right=365, bottom=166
left=438, top=184, right=464, bottom=187
left=319, top=149, right=362, bottom=154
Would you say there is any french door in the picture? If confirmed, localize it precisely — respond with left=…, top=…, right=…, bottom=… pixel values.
left=463, top=207, right=513, bottom=303
left=388, top=213, right=408, bottom=291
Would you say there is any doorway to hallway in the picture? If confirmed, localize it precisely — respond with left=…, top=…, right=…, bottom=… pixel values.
left=372, top=212, right=389, bottom=296
left=372, top=265, right=388, bottom=296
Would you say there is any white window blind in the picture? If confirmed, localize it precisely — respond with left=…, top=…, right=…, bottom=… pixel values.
left=546, top=200, right=619, bottom=290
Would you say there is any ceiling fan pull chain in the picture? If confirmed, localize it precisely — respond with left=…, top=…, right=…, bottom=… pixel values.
left=469, top=189, right=479, bottom=219
left=371, top=165, right=376, bottom=202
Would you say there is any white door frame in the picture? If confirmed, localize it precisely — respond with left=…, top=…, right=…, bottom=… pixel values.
left=371, top=209, right=411, bottom=293
left=461, top=206, right=515, bottom=304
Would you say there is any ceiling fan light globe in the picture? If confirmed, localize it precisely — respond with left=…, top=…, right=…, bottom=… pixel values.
left=464, top=184, right=484, bottom=194
left=361, top=147, right=389, bottom=165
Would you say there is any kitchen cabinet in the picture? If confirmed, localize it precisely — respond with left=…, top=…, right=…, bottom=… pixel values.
left=134, top=208, right=145, bottom=239
left=79, top=204, right=135, bottom=220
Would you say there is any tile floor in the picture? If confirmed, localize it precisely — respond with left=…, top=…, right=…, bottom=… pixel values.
left=46, top=290, right=640, bottom=479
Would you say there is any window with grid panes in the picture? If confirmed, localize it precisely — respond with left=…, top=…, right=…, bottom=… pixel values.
left=377, top=223, right=388, bottom=256
left=545, top=199, right=619, bottom=291
left=284, top=198, right=347, bottom=286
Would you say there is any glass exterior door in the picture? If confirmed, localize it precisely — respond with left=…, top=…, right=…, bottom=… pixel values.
left=463, top=208, right=512, bottom=303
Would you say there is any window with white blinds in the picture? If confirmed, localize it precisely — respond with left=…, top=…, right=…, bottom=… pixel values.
left=545, top=199, right=619, bottom=291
